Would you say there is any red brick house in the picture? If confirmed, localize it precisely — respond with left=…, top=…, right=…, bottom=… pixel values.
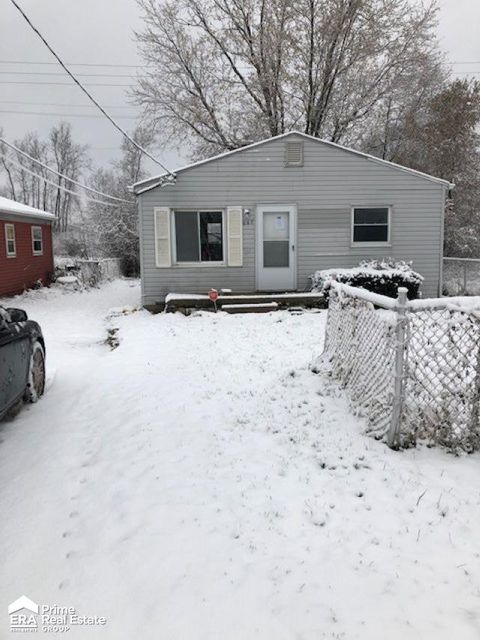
left=0, top=196, right=55, bottom=297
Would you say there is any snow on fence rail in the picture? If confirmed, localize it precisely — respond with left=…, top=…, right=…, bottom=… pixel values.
left=321, top=281, right=480, bottom=451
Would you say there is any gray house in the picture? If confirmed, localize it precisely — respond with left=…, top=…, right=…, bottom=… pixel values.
left=133, top=131, right=451, bottom=309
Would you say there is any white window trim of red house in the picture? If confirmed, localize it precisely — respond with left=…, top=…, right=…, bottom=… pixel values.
left=4, top=223, right=16, bottom=258
left=31, top=225, right=43, bottom=256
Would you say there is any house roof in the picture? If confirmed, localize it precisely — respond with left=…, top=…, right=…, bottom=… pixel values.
left=0, top=196, right=56, bottom=221
left=133, top=130, right=453, bottom=195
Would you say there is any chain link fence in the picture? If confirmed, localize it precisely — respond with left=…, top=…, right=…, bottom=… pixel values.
left=321, top=282, right=480, bottom=451
left=443, top=257, right=480, bottom=296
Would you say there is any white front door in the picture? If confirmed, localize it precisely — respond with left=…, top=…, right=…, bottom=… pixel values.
left=256, top=204, right=296, bottom=291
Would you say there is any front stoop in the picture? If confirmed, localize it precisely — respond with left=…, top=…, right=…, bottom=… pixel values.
left=163, top=292, right=325, bottom=314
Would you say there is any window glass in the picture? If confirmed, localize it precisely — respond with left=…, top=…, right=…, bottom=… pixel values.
left=174, top=211, right=223, bottom=262
left=200, top=212, right=223, bottom=261
left=32, top=226, right=43, bottom=254
left=175, top=211, right=199, bottom=262
left=5, top=224, right=15, bottom=256
left=263, top=211, right=289, bottom=267
left=353, top=208, right=389, bottom=243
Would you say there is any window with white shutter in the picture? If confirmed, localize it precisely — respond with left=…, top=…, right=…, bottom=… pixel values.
left=227, top=206, right=243, bottom=267
left=154, top=207, right=172, bottom=267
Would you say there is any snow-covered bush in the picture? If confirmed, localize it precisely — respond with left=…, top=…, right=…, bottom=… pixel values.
left=310, top=259, right=423, bottom=299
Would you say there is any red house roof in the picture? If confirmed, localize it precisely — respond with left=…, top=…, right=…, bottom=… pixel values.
left=0, top=196, right=55, bottom=221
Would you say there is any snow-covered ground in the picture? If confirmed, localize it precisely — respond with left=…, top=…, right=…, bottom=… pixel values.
left=1, top=279, right=480, bottom=639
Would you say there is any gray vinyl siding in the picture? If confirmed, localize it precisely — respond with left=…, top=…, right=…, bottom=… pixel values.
left=138, top=134, right=445, bottom=304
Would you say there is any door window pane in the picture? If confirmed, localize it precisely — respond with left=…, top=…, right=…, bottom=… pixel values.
left=175, top=211, right=199, bottom=262
left=263, top=211, right=289, bottom=268
left=264, top=241, right=289, bottom=267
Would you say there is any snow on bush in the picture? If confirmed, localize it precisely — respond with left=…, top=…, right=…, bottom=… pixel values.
left=310, top=259, right=424, bottom=299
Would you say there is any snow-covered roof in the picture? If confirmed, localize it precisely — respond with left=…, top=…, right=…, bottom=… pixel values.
left=0, top=196, right=55, bottom=221
left=133, top=131, right=454, bottom=194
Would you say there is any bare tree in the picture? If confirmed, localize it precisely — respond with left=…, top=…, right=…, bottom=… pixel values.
left=391, top=79, right=480, bottom=257
left=135, top=0, right=442, bottom=156
left=50, top=123, right=89, bottom=232
left=87, top=125, right=155, bottom=275
left=0, top=123, right=89, bottom=232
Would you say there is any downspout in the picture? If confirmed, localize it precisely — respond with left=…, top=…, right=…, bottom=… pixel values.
left=439, top=185, right=446, bottom=296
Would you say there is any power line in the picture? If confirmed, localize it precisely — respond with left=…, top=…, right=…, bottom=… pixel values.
left=2, top=57, right=480, bottom=68
left=1, top=155, right=126, bottom=208
left=0, top=60, right=147, bottom=68
left=9, top=0, right=174, bottom=177
left=0, top=109, right=138, bottom=119
left=0, top=80, right=132, bottom=87
left=0, top=71, right=145, bottom=78
left=0, top=137, right=133, bottom=204
left=0, top=100, right=137, bottom=109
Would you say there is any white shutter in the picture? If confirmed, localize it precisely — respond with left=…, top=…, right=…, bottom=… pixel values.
left=227, top=206, right=243, bottom=267
left=154, top=207, right=171, bottom=267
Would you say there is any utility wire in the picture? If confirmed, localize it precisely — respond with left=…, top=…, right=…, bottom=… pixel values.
left=0, top=60, right=147, bottom=68
left=0, top=100, right=135, bottom=108
left=2, top=57, right=480, bottom=67
left=0, top=81, right=132, bottom=86
left=0, top=108, right=137, bottom=119
left=1, top=155, right=127, bottom=208
left=9, top=0, right=174, bottom=177
left=0, top=71, right=146, bottom=78
left=0, top=137, right=134, bottom=204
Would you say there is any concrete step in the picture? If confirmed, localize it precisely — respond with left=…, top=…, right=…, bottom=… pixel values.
left=164, top=291, right=325, bottom=313
left=288, top=306, right=304, bottom=315
left=222, top=302, right=279, bottom=314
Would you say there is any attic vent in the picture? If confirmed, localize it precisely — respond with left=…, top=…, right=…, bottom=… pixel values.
left=285, top=141, right=304, bottom=167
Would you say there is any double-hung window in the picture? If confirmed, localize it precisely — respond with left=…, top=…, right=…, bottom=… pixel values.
left=5, top=223, right=16, bottom=257
left=174, top=211, right=224, bottom=263
left=352, top=207, right=390, bottom=245
left=32, top=226, right=43, bottom=255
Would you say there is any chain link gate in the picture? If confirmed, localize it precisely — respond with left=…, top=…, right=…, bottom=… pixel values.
left=321, top=282, right=480, bottom=451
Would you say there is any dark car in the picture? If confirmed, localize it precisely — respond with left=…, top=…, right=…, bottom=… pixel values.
left=0, top=306, right=46, bottom=420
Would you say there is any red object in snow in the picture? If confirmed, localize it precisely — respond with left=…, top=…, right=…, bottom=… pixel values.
left=208, top=288, right=219, bottom=302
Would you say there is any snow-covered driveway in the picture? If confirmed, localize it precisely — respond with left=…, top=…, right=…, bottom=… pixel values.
left=1, top=279, right=480, bottom=639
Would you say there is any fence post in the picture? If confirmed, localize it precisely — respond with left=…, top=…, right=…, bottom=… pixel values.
left=470, top=311, right=480, bottom=445
left=387, top=287, right=408, bottom=449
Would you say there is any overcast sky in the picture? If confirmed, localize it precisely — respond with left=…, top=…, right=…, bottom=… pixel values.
left=1, top=0, right=480, bottom=178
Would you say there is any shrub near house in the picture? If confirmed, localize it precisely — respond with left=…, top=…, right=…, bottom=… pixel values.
left=310, top=259, right=424, bottom=300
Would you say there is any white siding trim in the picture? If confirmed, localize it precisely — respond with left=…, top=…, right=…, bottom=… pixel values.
left=227, top=206, right=243, bottom=267
left=154, top=207, right=171, bottom=267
